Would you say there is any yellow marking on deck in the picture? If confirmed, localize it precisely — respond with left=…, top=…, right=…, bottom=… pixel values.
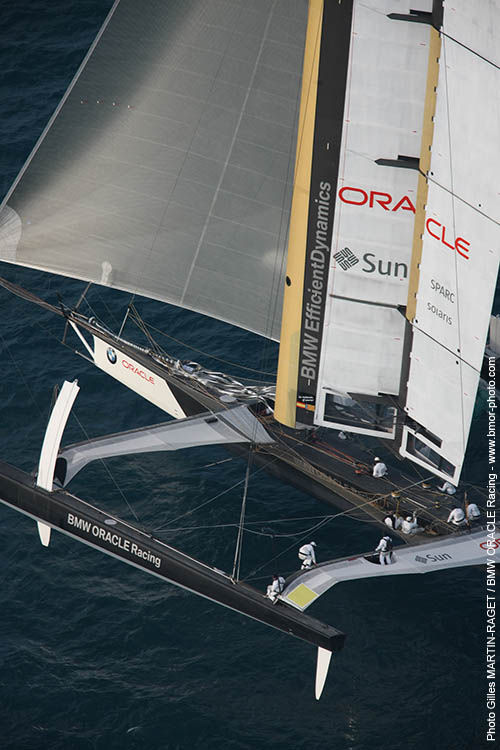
left=286, top=583, right=319, bottom=608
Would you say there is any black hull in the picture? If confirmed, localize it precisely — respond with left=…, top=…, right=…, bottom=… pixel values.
left=0, top=460, right=345, bottom=653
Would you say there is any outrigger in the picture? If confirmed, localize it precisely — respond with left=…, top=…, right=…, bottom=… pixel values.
left=0, top=379, right=345, bottom=700
left=0, top=276, right=489, bottom=541
left=0, top=279, right=493, bottom=699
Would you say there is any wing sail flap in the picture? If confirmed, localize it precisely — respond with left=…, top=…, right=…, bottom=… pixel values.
left=400, top=4, right=500, bottom=481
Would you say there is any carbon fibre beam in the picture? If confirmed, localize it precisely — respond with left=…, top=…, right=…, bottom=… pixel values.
left=0, top=460, right=345, bottom=653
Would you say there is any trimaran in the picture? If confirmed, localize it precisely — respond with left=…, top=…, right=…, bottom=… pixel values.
left=0, top=0, right=498, bottom=698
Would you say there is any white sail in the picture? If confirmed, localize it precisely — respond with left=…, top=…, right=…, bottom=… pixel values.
left=275, top=0, right=432, bottom=434
left=0, top=0, right=308, bottom=341
left=273, top=0, right=498, bottom=482
left=400, top=1, right=500, bottom=482
left=315, top=1, right=430, bottom=437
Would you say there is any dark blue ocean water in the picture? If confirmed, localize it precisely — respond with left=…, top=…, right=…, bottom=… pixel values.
left=0, top=3, right=493, bottom=748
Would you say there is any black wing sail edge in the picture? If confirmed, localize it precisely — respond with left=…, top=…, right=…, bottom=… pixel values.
left=0, top=461, right=345, bottom=654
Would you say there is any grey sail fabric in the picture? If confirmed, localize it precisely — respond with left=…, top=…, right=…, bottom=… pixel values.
left=57, top=405, right=274, bottom=485
left=0, top=0, right=307, bottom=340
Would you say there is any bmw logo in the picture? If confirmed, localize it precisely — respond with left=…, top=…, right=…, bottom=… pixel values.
left=107, top=347, right=117, bottom=364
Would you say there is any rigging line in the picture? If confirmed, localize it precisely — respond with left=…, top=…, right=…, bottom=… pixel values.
left=128, top=305, right=163, bottom=355
left=284, top=431, right=369, bottom=469
left=232, top=449, right=253, bottom=581
left=152, top=511, right=356, bottom=533
left=164, top=457, right=237, bottom=481
left=0, top=330, right=45, bottom=419
left=32, top=316, right=94, bottom=363
left=155, top=471, right=441, bottom=534
left=89, top=285, right=122, bottom=332
left=127, top=315, right=276, bottom=379
left=81, top=294, right=108, bottom=330
left=243, top=473, right=437, bottom=579
left=425, top=174, right=500, bottom=229
left=153, top=456, right=279, bottom=532
left=442, top=36, right=468, bottom=459
left=244, top=515, right=335, bottom=580
left=242, top=514, right=380, bottom=537
left=152, top=507, right=379, bottom=533
left=73, top=281, right=92, bottom=312
left=63, top=281, right=93, bottom=345
left=439, top=29, right=500, bottom=72
left=117, top=304, right=130, bottom=339
left=69, top=410, right=141, bottom=524
left=179, top=2, right=279, bottom=306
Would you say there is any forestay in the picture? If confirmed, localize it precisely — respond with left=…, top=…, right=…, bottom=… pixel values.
left=0, top=0, right=308, bottom=340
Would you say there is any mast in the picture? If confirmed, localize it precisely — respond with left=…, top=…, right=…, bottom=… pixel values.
left=274, top=0, right=335, bottom=426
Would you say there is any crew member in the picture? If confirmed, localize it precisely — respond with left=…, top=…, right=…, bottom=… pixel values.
left=466, top=502, right=481, bottom=521
left=375, top=535, right=394, bottom=565
left=438, top=481, right=457, bottom=495
left=384, top=511, right=402, bottom=530
left=298, top=541, right=317, bottom=569
left=401, top=513, right=420, bottom=535
left=266, top=574, right=285, bottom=602
left=373, top=457, right=388, bottom=478
left=447, top=507, right=466, bottom=525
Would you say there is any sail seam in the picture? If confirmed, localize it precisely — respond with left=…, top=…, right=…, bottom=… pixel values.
left=179, top=1, right=281, bottom=306
left=156, top=58, right=303, bottom=84
left=87, top=149, right=293, bottom=189
left=410, top=322, right=481, bottom=375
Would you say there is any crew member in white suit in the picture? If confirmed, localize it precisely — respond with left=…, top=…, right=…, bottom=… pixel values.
left=439, top=481, right=457, bottom=495
left=375, top=536, right=394, bottom=565
left=266, top=574, right=285, bottom=602
left=466, top=502, right=481, bottom=520
left=373, top=458, right=388, bottom=478
left=384, top=511, right=402, bottom=530
left=401, top=514, right=421, bottom=535
left=447, top=507, right=466, bottom=525
left=298, top=541, right=317, bottom=569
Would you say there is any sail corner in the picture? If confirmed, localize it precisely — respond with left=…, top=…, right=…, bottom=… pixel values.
left=0, top=205, right=22, bottom=263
